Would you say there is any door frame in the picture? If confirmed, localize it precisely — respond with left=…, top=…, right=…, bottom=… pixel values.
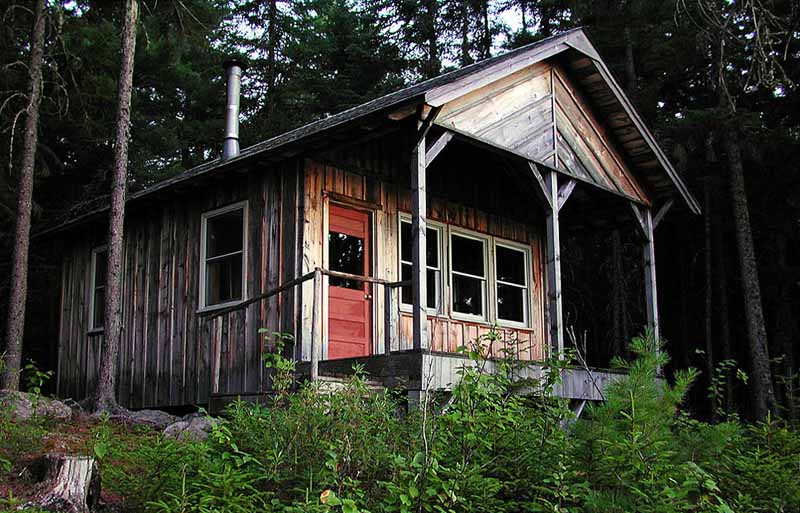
left=322, top=194, right=378, bottom=360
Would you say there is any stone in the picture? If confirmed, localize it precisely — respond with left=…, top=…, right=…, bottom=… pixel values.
left=129, top=409, right=178, bottom=429
left=0, top=390, right=72, bottom=421
left=163, top=415, right=215, bottom=442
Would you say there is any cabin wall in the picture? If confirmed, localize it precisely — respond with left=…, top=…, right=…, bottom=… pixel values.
left=436, top=59, right=651, bottom=205
left=56, top=161, right=300, bottom=408
left=302, top=134, right=547, bottom=362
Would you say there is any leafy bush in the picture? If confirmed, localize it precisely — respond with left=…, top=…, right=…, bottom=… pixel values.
left=32, top=329, right=800, bottom=513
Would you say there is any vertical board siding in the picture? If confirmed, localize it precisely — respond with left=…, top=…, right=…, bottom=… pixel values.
left=57, top=163, right=297, bottom=408
left=302, top=154, right=547, bottom=362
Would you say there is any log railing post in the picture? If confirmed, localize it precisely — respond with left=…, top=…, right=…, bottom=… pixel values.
left=384, top=284, right=394, bottom=355
left=629, top=204, right=660, bottom=341
left=411, top=136, right=428, bottom=351
left=544, top=171, right=564, bottom=357
left=310, top=268, right=322, bottom=381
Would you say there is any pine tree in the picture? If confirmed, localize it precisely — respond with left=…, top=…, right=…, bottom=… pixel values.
left=1, top=0, right=47, bottom=391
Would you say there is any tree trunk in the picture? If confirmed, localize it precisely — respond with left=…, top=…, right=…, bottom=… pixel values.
left=774, top=235, right=797, bottom=421
left=703, top=177, right=715, bottom=405
left=266, top=0, right=277, bottom=125
left=623, top=25, right=637, bottom=102
left=611, top=228, right=623, bottom=357
left=93, top=0, right=139, bottom=413
left=724, top=126, right=777, bottom=420
left=35, top=455, right=100, bottom=513
left=712, top=178, right=734, bottom=411
left=1, top=0, right=47, bottom=391
left=422, top=0, right=439, bottom=79
left=481, top=2, right=490, bottom=58
left=459, top=1, right=471, bottom=66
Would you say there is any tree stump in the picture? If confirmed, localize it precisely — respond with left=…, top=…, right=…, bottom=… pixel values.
left=34, top=455, right=100, bottom=513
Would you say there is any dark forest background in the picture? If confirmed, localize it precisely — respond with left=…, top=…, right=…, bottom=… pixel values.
left=1, top=0, right=798, bottom=421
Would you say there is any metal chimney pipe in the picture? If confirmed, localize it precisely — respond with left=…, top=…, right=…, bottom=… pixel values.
left=222, top=59, right=245, bottom=160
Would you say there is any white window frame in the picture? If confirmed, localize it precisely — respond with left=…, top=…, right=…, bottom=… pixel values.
left=199, top=201, right=248, bottom=311
left=89, top=245, right=108, bottom=332
left=448, top=229, right=489, bottom=322
left=398, top=214, right=445, bottom=315
left=493, top=239, right=531, bottom=328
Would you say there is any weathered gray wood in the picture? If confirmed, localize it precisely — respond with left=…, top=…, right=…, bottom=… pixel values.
left=557, top=179, right=577, bottom=211
left=310, top=269, right=322, bottom=381
left=35, top=455, right=100, bottom=513
left=527, top=162, right=553, bottom=210
left=411, top=136, right=428, bottom=351
left=425, top=131, right=453, bottom=166
left=653, top=198, right=674, bottom=229
left=384, top=285, right=394, bottom=355
left=544, top=171, right=564, bottom=356
left=641, top=208, right=660, bottom=340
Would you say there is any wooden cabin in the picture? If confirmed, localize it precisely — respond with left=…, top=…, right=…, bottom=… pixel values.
left=42, top=28, right=699, bottom=411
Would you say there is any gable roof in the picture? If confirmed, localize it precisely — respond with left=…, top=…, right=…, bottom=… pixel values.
left=40, top=27, right=698, bottom=236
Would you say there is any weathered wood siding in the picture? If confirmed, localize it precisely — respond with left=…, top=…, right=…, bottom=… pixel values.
left=436, top=60, right=649, bottom=204
left=303, top=131, right=547, bottom=362
left=56, top=161, right=300, bottom=408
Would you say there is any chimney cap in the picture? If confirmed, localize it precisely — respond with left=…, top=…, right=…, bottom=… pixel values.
left=223, top=59, right=248, bottom=72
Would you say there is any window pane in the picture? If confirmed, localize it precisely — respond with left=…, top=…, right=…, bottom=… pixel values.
left=427, top=269, right=439, bottom=310
left=400, top=221, right=439, bottom=268
left=451, top=235, right=484, bottom=277
left=401, top=221, right=411, bottom=262
left=94, top=251, right=107, bottom=287
left=401, top=265, right=440, bottom=309
left=92, top=288, right=105, bottom=328
left=206, top=210, right=244, bottom=258
left=329, top=231, right=364, bottom=289
left=497, top=284, right=525, bottom=323
left=206, top=255, right=243, bottom=305
left=496, top=246, right=525, bottom=285
left=426, top=228, right=438, bottom=267
left=401, top=263, right=412, bottom=304
left=452, top=274, right=483, bottom=316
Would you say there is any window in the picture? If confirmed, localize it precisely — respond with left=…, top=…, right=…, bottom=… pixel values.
left=450, top=232, right=487, bottom=319
left=494, top=243, right=529, bottom=325
left=89, top=247, right=107, bottom=330
left=399, top=218, right=442, bottom=311
left=200, top=202, right=247, bottom=309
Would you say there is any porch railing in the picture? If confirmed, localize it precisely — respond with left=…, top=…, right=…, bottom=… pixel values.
left=204, top=267, right=408, bottom=383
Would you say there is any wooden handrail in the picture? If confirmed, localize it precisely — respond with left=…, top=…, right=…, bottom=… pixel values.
left=203, top=268, right=408, bottom=320
left=203, top=270, right=317, bottom=319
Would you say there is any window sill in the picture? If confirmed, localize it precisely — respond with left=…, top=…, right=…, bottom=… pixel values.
left=87, top=328, right=104, bottom=335
left=196, top=300, right=246, bottom=316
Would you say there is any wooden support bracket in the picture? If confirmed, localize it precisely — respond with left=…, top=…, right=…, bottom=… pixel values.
left=425, top=131, right=453, bottom=167
left=528, top=162, right=553, bottom=210
left=653, top=198, right=674, bottom=229
left=557, top=179, right=577, bottom=212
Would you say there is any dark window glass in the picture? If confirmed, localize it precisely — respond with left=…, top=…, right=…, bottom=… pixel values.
left=91, top=249, right=107, bottom=329
left=329, top=231, right=364, bottom=289
left=400, top=221, right=439, bottom=266
left=206, top=256, right=243, bottom=305
left=400, top=265, right=439, bottom=309
left=496, top=246, right=525, bottom=285
left=400, top=220, right=440, bottom=309
left=451, top=235, right=484, bottom=276
left=452, top=274, right=483, bottom=315
left=497, top=284, right=524, bottom=322
left=204, top=207, right=245, bottom=306
left=206, top=210, right=244, bottom=258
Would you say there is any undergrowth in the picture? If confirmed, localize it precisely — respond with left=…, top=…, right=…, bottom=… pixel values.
left=2, top=332, right=799, bottom=512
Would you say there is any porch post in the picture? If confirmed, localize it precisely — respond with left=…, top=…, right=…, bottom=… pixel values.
left=630, top=204, right=660, bottom=341
left=642, top=209, right=659, bottom=340
left=544, top=171, right=564, bottom=356
left=411, top=137, right=428, bottom=351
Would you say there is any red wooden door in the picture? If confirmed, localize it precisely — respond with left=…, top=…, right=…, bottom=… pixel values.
left=327, top=205, right=372, bottom=359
